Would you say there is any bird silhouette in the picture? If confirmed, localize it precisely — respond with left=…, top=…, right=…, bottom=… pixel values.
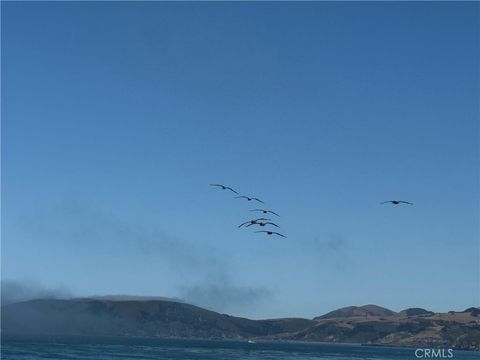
left=255, top=231, right=286, bottom=238
left=381, top=200, right=413, bottom=205
left=246, top=221, right=280, bottom=228
left=250, top=209, right=280, bottom=217
left=235, top=196, right=264, bottom=204
left=238, top=218, right=271, bottom=228
left=210, top=184, right=238, bottom=194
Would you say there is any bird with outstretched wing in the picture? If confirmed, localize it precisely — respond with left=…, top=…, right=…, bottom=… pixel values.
left=255, top=231, right=286, bottom=238
left=246, top=221, right=280, bottom=228
left=235, top=196, right=265, bottom=204
left=381, top=200, right=413, bottom=205
left=238, top=218, right=271, bottom=228
left=210, top=184, right=238, bottom=194
left=250, top=209, right=280, bottom=217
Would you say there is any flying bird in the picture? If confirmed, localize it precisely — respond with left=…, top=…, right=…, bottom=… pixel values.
left=255, top=231, right=286, bottom=238
left=250, top=209, right=280, bottom=217
left=381, top=200, right=413, bottom=205
left=235, top=196, right=265, bottom=204
left=246, top=221, right=280, bottom=228
left=210, top=184, right=238, bottom=194
left=238, top=218, right=271, bottom=228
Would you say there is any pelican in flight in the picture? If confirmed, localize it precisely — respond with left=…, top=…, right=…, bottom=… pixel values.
left=381, top=200, right=413, bottom=205
left=250, top=209, right=280, bottom=217
left=235, top=196, right=264, bottom=204
left=255, top=231, right=286, bottom=238
left=238, top=218, right=271, bottom=228
left=246, top=221, right=280, bottom=228
left=210, top=184, right=238, bottom=194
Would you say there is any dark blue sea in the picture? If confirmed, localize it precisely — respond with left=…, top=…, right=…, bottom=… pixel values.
left=2, top=335, right=479, bottom=360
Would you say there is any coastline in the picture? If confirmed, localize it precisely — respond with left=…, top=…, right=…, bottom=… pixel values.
left=3, top=333, right=479, bottom=353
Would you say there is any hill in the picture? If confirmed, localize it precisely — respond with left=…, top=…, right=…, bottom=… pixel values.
left=399, top=308, right=434, bottom=317
left=313, top=305, right=396, bottom=320
left=279, top=311, right=480, bottom=351
left=1, top=299, right=315, bottom=339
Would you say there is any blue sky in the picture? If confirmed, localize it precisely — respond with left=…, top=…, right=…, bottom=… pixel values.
left=2, top=2, right=479, bottom=319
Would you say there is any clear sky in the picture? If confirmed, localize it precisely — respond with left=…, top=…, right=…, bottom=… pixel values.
left=2, top=2, right=479, bottom=319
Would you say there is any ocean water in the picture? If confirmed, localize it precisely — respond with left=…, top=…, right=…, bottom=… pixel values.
left=2, top=335, right=479, bottom=360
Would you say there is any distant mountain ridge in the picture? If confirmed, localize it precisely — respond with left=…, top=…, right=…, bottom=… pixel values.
left=2, top=299, right=315, bottom=339
left=314, top=305, right=396, bottom=320
left=76, top=295, right=184, bottom=302
left=399, top=308, right=434, bottom=317
left=2, top=299, right=479, bottom=351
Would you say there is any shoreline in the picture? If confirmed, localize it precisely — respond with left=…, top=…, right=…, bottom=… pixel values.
left=3, top=333, right=479, bottom=353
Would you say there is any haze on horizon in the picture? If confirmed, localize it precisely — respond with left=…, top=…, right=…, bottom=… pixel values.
left=2, top=2, right=479, bottom=319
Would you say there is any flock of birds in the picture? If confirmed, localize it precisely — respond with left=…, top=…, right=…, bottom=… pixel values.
left=211, top=183, right=414, bottom=239
left=210, top=183, right=287, bottom=238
